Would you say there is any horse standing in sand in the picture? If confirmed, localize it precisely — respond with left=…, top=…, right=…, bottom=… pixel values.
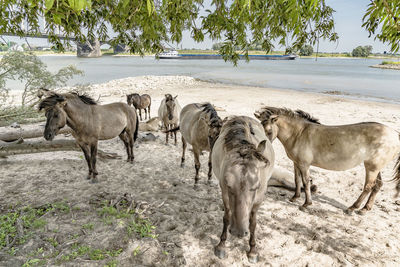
left=177, top=103, right=223, bottom=187
left=127, top=93, right=151, bottom=121
left=158, top=94, right=181, bottom=145
left=39, top=92, right=139, bottom=183
left=212, top=116, right=274, bottom=263
left=255, top=107, right=400, bottom=214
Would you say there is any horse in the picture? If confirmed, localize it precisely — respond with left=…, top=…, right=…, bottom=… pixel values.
left=127, top=93, right=151, bottom=121
left=176, top=103, right=223, bottom=187
left=212, top=116, right=274, bottom=263
left=39, top=92, right=139, bottom=183
left=254, top=106, right=400, bottom=214
left=158, top=94, right=181, bottom=145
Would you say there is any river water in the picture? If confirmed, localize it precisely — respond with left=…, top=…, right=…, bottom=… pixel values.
left=10, top=55, right=400, bottom=104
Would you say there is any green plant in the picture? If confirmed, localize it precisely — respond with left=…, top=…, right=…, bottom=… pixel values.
left=382, top=61, right=400, bottom=65
left=132, top=246, right=141, bottom=257
left=82, top=223, right=94, bottom=230
left=127, top=218, right=157, bottom=239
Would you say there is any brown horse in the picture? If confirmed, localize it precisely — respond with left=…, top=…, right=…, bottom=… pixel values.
left=158, top=94, right=181, bottom=145
left=212, top=116, right=274, bottom=263
left=178, top=103, right=223, bottom=187
left=39, top=92, right=139, bottom=183
left=127, top=93, right=151, bottom=121
left=255, top=106, right=400, bottom=214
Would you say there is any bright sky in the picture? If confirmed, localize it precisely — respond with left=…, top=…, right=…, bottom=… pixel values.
left=5, top=0, right=392, bottom=53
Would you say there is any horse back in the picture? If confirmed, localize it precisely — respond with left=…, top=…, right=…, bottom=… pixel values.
left=180, top=103, right=209, bottom=149
left=93, top=102, right=137, bottom=140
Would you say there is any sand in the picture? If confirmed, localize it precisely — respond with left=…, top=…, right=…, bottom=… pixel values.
left=1, top=75, right=400, bottom=266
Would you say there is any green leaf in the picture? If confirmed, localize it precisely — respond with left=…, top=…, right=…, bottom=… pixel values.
left=45, top=0, right=55, bottom=10
left=147, top=0, right=152, bottom=16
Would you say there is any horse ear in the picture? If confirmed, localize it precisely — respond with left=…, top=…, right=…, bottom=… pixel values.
left=257, top=140, right=267, bottom=153
left=165, top=94, right=168, bottom=98
left=254, top=111, right=262, bottom=119
left=174, top=95, right=178, bottom=99
left=270, top=115, right=279, bottom=123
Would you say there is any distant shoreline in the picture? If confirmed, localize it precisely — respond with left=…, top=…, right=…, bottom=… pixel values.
left=370, top=64, right=400, bottom=70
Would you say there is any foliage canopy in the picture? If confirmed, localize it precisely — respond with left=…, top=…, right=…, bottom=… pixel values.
left=0, top=0, right=339, bottom=63
left=351, top=45, right=373, bottom=58
left=1, top=0, right=399, bottom=63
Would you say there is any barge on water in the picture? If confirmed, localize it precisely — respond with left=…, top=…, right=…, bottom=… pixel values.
left=157, top=50, right=296, bottom=60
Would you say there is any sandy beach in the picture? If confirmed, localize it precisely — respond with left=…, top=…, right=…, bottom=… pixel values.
left=2, top=75, right=400, bottom=266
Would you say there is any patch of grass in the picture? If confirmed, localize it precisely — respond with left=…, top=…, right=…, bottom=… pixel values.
left=382, top=60, right=400, bottom=65
left=127, top=218, right=157, bottom=239
left=104, top=259, right=118, bottom=267
left=46, top=237, right=58, bottom=247
left=58, top=244, right=122, bottom=264
left=0, top=202, right=70, bottom=252
left=132, top=246, right=141, bottom=257
left=82, top=223, right=94, bottom=230
left=0, top=106, right=44, bottom=127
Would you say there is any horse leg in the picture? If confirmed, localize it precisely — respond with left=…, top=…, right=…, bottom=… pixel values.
left=214, top=205, right=230, bottom=259
left=119, top=132, right=130, bottom=162
left=165, top=124, right=169, bottom=144
left=78, top=143, right=92, bottom=180
left=299, top=166, right=312, bottom=208
left=290, top=165, right=302, bottom=202
left=181, top=136, right=187, bottom=167
left=90, top=143, right=99, bottom=183
left=148, top=105, right=151, bottom=119
left=346, top=165, right=379, bottom=214
left=193, top=148, right=201, bottom=188
left=174, top=124, right=177, bottom=145
left=359, top=172, right=383, bottom=214
left=138, top=109, right=142, bottom=121
left=207, top=151, right=212, bottom=184
left=126, top=129, right=135, bottom=162
left=247, top=205, right=260, bottom=263
left=144, top=108, right=147, bottom=120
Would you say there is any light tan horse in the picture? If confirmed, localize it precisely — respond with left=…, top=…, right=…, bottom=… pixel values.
left=178, top=103, right=223, bottom=187
left=255, top=107, right=400, bottom=214
left=158, top=94, right=181, bottom=145
left=39, top=92, right=138, bottom=183
left=212, top=116, right=274, bottom=263
left=127, top=93, right=151, bottom=121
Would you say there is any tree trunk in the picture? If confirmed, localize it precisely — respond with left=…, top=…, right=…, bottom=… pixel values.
left=0, top=139, right=120, bottom=159
left=0, top=123, right=72, bottom=142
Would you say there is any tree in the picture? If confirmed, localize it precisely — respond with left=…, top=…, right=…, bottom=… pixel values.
left=0, top=52, right=83, bottom=106
left=0, top=0, right=338, bottom=64
left=363, top=0, right=400, bottom=53
left=299, top=45, right=314, bottom=56
left=352, top=45, right=373, bottom=57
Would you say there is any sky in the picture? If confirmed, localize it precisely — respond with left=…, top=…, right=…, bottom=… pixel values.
left=4, top=0, right=392, bottom=53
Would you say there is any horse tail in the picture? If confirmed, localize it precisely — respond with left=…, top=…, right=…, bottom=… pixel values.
left=164, top=126, right=179, bottom=133
left=134, top=113, right=139, bottom=142
left=394, top=140, right=400, bottom=197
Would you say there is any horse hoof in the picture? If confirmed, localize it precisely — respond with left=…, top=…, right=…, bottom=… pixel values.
left=289, top=196, right=299, bottom=203
left=247, top=253, right=259, bottom=264
left=214, top=247, right=226, bottom=259
left=344, top=209, right=354, bottom=216
left=356, top=209, right=367, bottom=216
left=311, top=184, right=318, bottom=193
left=299, top=205, right=307, bottom=212
left=86, top=175, right=91, bottom=180
left=193, top=184, right=200, bottom=190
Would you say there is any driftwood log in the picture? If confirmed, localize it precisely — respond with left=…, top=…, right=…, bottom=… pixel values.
left=0, top=123, right=72, bottom=142
left=0, top=139, right=121, bottom=159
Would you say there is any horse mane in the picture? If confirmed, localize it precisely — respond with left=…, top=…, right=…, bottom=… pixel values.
left=71, top=92, right=97, bottom=105
left=38, top=92, right=96, bottom=110
left=200, top=103, right=222, bottom=127
left=38, top=93, right=65, bottom=110
left=259, top=107, right=320, bottom=124
left=224, top=117, right=269, bottom=165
